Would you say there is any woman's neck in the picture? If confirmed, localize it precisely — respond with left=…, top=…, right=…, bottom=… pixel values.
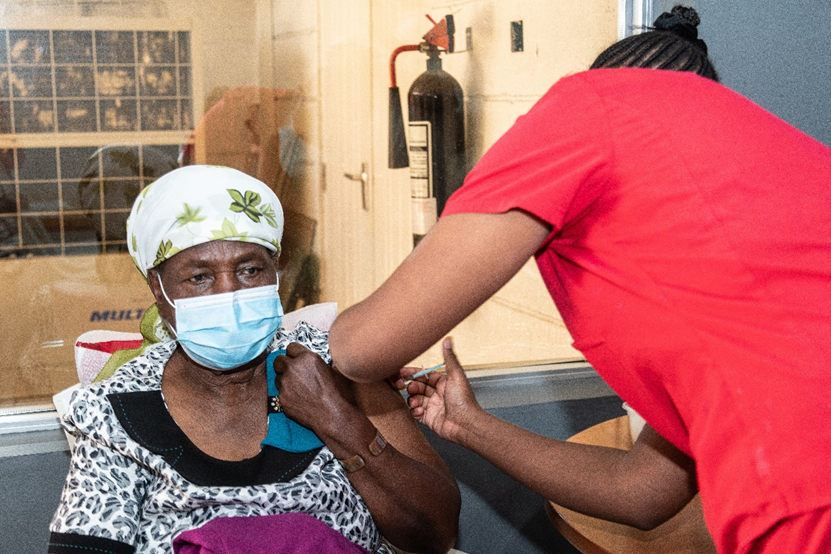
left=168, top=348, right=265, bottom=393
left=161, top=347, right=270, bottom=460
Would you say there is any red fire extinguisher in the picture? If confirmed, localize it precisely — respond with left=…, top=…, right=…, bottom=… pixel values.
left=389, top=15, right=465, bottom=246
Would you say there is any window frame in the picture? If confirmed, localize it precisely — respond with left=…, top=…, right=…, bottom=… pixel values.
left=0, top=16, right=201, bottom=415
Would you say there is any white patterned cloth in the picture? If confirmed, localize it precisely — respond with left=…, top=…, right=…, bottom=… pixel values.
left=50, top=324, right=392, bottom=554
left=126, top=165, right=284, bottom=277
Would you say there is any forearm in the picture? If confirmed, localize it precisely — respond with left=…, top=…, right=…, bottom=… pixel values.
left=455, top=410, right=695, bottom=529
left=330, top=211, right=551, bottom=382
left=318, top=404, right=459, bottom=554
left=274, top=343, right=460, bottom=551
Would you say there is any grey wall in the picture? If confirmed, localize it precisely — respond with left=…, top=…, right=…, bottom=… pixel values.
left=654, top=0, right=831, bottom=146
left=2, top=367, right=619, bottom=554
left=0, top=447, right=70, bottom=554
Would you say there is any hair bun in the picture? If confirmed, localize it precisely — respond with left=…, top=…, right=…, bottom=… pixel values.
left=670, top=5, right=701, bottom=27
left=653, top=6, right=699, bottom=41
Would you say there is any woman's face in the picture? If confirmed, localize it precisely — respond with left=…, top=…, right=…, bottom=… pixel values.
left=148, top=240, right=278, bottom=328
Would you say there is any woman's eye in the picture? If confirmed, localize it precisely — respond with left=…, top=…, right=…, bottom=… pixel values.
left=189, top=273, right=208, bottom=283
left=241, top=266, right=260, bottom=276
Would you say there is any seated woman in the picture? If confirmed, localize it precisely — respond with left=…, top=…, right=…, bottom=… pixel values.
left=48, top=165, right=460, bottom=554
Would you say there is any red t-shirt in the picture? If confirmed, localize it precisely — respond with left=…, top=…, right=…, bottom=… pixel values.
left=443, top=68, right=831, bottom=552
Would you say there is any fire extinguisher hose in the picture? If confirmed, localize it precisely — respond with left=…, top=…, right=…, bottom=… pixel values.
left=389, top=44, right=420, bottom=88
left=388, top=45, right=420, bottom=168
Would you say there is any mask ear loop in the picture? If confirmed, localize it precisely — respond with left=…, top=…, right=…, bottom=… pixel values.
left=156, top=273, right=177, bottom=308
left=156, top=274, right=179, bottom=338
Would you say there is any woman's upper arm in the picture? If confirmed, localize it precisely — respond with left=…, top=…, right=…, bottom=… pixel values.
left=51, top=433, right=145, bottom=544
left=330, top=210, right=551, bottom=382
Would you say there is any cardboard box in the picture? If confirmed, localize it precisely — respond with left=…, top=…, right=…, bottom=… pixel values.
left=0, top=252, right=153, bottom=407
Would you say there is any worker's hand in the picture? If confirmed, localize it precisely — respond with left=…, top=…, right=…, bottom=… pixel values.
left=272, top=342, right=358, bottom=435
left=402, top=338, right=483, bottom=444
left=388, top=367, right=419, bottom=391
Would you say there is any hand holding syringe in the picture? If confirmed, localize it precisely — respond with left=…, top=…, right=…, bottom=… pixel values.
left=402, top=362, right=446, bottom=387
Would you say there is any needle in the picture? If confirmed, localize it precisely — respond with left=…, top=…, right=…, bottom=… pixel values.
left=402, top=362, right=446, bottom=388
left=412, top=362, right=446, bottom=379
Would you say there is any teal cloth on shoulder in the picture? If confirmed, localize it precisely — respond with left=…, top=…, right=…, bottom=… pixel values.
left=262, top=349, right=325, bottom=453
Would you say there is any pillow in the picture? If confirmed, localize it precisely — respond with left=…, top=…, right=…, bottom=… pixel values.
left=74, top=330, right=143, bottom=387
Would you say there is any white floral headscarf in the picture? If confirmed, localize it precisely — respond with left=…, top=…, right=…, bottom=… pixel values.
left=126, top=165, right=283, bottom=277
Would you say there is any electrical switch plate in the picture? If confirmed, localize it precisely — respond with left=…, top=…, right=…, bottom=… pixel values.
left=511, top=20, right=523, bottom=52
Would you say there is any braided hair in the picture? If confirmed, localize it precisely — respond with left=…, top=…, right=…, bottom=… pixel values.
left=590, top=5, right=719, bottom=82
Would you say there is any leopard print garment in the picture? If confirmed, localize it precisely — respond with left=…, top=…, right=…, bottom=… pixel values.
left=50, top=322, right=393, bottom=554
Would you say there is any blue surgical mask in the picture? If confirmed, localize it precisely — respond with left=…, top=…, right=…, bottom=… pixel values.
left=158, top=276, right=283, bottom=371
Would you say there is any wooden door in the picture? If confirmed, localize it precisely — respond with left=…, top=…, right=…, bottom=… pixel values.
left=319, top=0, right=375, bottom=308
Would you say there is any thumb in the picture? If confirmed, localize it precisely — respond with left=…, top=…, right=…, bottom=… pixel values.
left=442, top=337, right=464, bottom=377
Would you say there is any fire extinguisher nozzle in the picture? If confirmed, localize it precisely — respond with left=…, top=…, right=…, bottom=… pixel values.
left=388, top=87, right=410, bottom=169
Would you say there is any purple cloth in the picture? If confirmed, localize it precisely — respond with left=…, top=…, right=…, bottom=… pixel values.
left=172, top=513, right=371, bottom=554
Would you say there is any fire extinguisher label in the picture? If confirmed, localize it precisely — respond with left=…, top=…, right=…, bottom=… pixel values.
left=412, top=197, right=438, bottom=235
left=408, top=121, right=432, bottom=198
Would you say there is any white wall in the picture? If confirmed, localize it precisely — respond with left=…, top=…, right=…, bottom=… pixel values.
left=167, top=0, right=260, bottom=114
left=267, top=0, right=618, bottom=367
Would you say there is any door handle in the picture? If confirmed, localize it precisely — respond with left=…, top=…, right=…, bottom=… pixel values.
left=344, top=163, right=368, bottom=211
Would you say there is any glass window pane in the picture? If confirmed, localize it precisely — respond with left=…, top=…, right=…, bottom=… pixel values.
left=140, top=99, right=178, bottom=130
left=26, top=245, right=61, bottom=256
left=62, top=148, right=101, bottom=213
left=0, top=215, right=19, bottom=251
left=21, top=214, right=60, bottom=245
left=177, top=31, right=190, bottom=63
left=179, top=99, right=193, bottom=131
left=0, top=148, right=14, bottom=180
left=0, top=30, right=7, bottom=64
left=0, top=183, right=16, bottom=213
left=57, top=99, right=97, bottom=132
left=0, top=102, right=11, bottom=134
left=100, top=99, right=138, bottom=131
left=142, top=144, right=180, bottom=179
left=99, top=145, right=142, bottom=177
left=97, top=66, right=136, bottom=96
left=95, top=31, right=136, bottom=64
left=13, top=100, right=55, bottom=133
left=139, top=31, right=176, bottom=64
left=79, top=209, right=103, bottom=241
left=140, top=66, right=177, bottom=96
left=18, top=147, right=57, bottom=180
left=178, top=66, right=191, bottom=97
left=103, top=178, right=141, bottom=209
left=65, top=244, right=101, bottom=256
left=62, top=213, right=98, bottom=244
left=0, top=70, right=9, bottom=98
left=102, top=210, right=130, bottom=244
left=53, top=31, right=93, bottom=64
left=8, top=31, right=51, bottom=64
left=60, top=146, right=100, bottom=184
left=104, top=243, right=130, bottom=254
left=10, top=66, right=53, bottom=98
left=62, top=177, right=94, bottom=211
left=19, top=181, right=59, bottom=212
left=55, top=66, right=95, bottom=97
